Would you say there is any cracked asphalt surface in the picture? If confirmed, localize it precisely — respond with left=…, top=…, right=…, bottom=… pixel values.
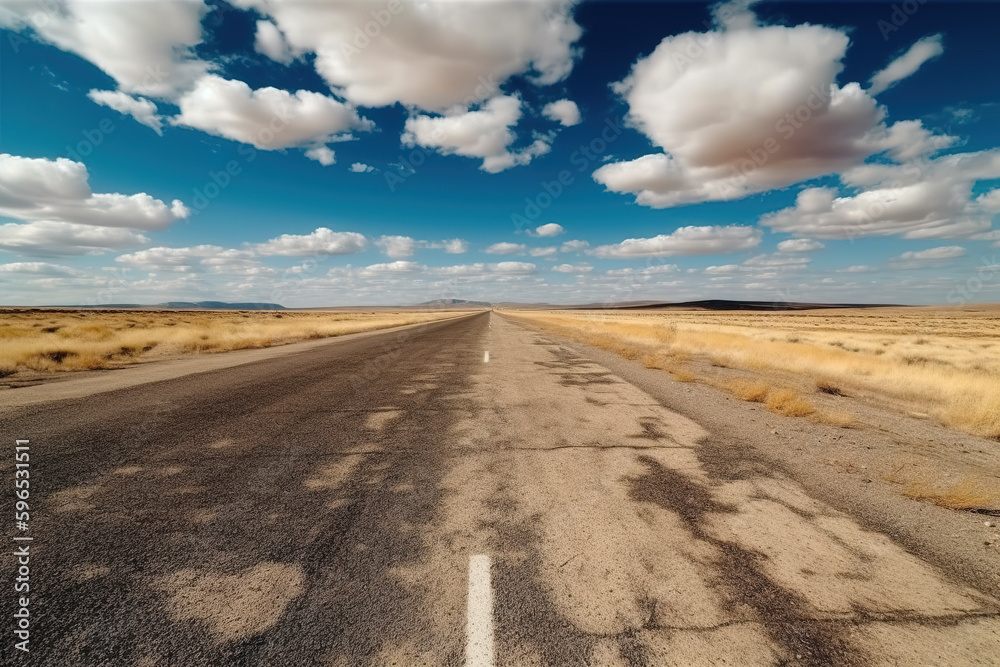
left=1, top=311, right=998, bottom=665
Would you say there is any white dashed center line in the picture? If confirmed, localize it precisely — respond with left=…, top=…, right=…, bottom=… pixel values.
left=466, top=554, right=495, bottom=667
left=483, top=351, right=490, bottom=363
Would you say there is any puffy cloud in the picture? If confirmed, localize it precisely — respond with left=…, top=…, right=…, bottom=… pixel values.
left=442, top=238, right=468, bottom=254
left=402, top=96, right=550, bottom=173
left=434, top=262, right=535, bottom=276
left=606, top=264, right=678, bottom=276
left=704, top=264, right=741, bottom=274
left=777, top=238, right=825, bottom=252
left=172, top=75, right=372, bottom=151
left=542, top=99, right=581, bottom=127
left=115, top=245, right=233, bottom=272
left=888, top=245, right=966, bottom=269
left=553, top=263, right=592, bottom=273
left=361, top=261, right=425, bottom=274
left=254, top=20, right=294, bottom=65
left=869, top=34, right=943, bottom=96
left=376, top=235, right=416, bottom=258
left=418, top=238, right=469, bottom=254
left=490, top=261, right=536, bottom=274
left=0, top=262, right=80, bottom=276
left=485, top=242, right=527, bottom=255
left=742, top=254, right=811, bottom=270
left=591, top=225, right=762, bottom=258
left=761, top=149, right=1000, bottom=239
left=532, top=223, right=564, bottom=238
left=837, top=265, right=873, bottom=273
left=252, top=228, right=367, bottom=256
left=0, top=1, right=211, bottom=98
left=0, top=154, right=188, bottom=231
left=87, top=90, right=163, bottom=134
left=349, top=163, right=376, bottom=173
left=592, top=9, right=954, bottom=208
left=529, top=246, right=559, bottom=258
left=0, top=221, right=150, bottom=256
left=560, top=239, right=590, bottom=252
left=231, top=0, right=581, bottom=111
left=305, top=146, right=336, bottom=166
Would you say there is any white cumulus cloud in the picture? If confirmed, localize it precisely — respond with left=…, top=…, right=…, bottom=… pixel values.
left=761, top=149, right=1000, bottom=239
left=592, top=8, right=954, bottom=208
left=231, top=0, right=582, bottom=111
left=0, top=0, right=211, bottom=98
left=777, top=239, right=825, bottom=253
left=402, top=96, right=550, bottom=173
left=0, top=154, right=188, bottom=232
left=172, top=75, right=372, bottom=152
left=87, top=90, right=163, bottom=135
left=485, top=242, right=527, bottom=255
left=532, top=223, right=565, bottom=237
left=591, top=225, right=762, bottom=258
left=252, top=228, right=367, bottom=256
left=376, top=235, right=416, bottom=259
left=542, top=99, right=581, bottom=127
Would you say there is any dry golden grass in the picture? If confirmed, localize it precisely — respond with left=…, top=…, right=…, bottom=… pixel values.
left=765, top=389, right=816, bottom=417
left=900, top=477, right=1000, bottom=511
left=0, top=309, right=464, bottom=375
left=507, top=307, right=1000, bottom=438
left=669, top=368, right=698, bottom=383
left=810, top=410, right=855, bottom=428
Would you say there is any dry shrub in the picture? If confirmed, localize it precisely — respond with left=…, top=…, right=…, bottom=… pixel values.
left=816, top=379, right=846, bottom=396
left=669, top=367, right=697, bottom=382
left=716, top=378, right=769, bottom=402
left=810, top=410, right=855, bottom=427
left=902, top=477, right=999, bottom=511
left=766, top=389, right=816, bottom=417
left=641, top=352, right=668, bottom=369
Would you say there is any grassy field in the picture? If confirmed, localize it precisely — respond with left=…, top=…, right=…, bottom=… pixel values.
left=505, top=307, right=1000, bottom=440
left=0, top=309, right=466, bottom=375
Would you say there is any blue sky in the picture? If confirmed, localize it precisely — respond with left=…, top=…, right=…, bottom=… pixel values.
left=1, top=0, right=999, bottom=306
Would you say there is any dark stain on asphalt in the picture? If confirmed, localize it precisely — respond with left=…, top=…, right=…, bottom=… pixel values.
left=487, top=494, right=599, bottom=667
left=628, top=456, right=865, bottom=666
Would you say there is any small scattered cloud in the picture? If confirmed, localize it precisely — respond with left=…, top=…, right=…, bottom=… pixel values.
left=541, top=99, right=581, bottom=127
left=375, top=235, right=416, bottom=259
left=87, top=90, right=163, bottom=134
left=777, top=238, right=825, bottom=253
left=868, top=34, right=943, bottom=96
left=591, top=225, right=762, bottom=258
left=531, top=223, right=564, bottom=238
left=485, top=242, right=526, bottom=255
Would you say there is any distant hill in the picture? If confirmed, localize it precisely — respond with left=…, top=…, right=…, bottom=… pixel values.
left=413, top=298, right=492, bottom=308
left=592, top=299, right=904, bottom=311
left=31, top=301, right=288, bottom=310
left=156, top=301, right=287, bottom=310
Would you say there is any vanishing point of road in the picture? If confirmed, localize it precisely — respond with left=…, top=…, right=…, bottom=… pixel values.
left=2, top=312, right=997, bottom=665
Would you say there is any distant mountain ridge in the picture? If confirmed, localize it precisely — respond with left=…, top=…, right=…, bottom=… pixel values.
left=413, top=298, right=492, bottom=307
left=156, top=301, right=286, bottom=310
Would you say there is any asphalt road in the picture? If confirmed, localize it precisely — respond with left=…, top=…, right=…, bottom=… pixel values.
left=1, top=311, right=997, bottom=665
